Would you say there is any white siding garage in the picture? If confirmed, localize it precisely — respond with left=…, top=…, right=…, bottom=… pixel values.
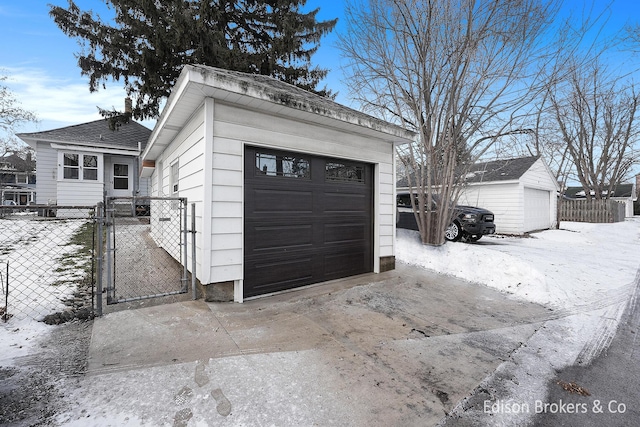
left=398, top=156, right=559, bottom=235
left=143, top=65, right=415, bottom=302
left=459, top=157, right=558, bottom=234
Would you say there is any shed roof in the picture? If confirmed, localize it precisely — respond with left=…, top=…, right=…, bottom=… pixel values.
left=396, top=156, right=541, bottom=188
left=143, top=65, right=416, bottom=161
left=17, top=119, right=151, bottom=152
left=462, top=156, right=540, bottom=183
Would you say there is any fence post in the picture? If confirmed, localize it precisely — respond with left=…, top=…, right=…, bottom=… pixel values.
left=96, top=202, right=104, bottom=316
left=182, top=199, right=188, bottom=293
left=191, top=203, right=197, bottom=300
left=3, top=261, right=8, bottom=323
left=106, top=200, right=114, bottom=304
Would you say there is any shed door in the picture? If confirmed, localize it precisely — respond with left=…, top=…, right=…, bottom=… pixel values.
left=524, top=187, right=550, bottom=232
left=244, top=146, right=373, bottom=298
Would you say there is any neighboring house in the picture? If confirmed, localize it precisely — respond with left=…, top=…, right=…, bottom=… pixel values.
left=141, top=64, right=415, bottom=303
left=17, top=109, right=152, bottom=208
left=564, top=183, right=637, bottom=218
left=0, top=151, right=36, bottom=205
left=397, top=156, right=559, bottom=234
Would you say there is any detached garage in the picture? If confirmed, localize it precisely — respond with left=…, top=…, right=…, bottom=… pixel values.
left=142, top=65, right=415, bottom=302
left=457, top=156, right=559, bottom=234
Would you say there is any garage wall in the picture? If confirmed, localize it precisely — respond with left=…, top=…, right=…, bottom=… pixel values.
left=458, top=182, right=523, bottom=234
left=208, top=101, right=396, bottom=285
left=150, top=104, right=206, bottom=281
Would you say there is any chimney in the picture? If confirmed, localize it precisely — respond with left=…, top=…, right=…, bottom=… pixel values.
left=124, top=97, right=132, bottom=114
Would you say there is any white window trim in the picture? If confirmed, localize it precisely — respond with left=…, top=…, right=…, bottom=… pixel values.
left=57, top=151, right=104, bottom=183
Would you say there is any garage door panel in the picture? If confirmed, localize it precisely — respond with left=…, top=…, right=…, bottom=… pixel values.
left=252, top=224, right=313, bottom=251
left=323, top=251, right=368, bottom=279
left=324, top=222, right=367, bottom=244
left=524, top=187, right=550, bottom=232
left=245, top=256, right=314, bottom=297
left=244, top=146, right=373, bottom=297
left=323, top=192, right=367, bottom=212
left=251, top=188, right=313, bottom=213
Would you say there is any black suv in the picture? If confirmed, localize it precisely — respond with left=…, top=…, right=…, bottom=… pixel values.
left=396, top=192, right=496, bottom=242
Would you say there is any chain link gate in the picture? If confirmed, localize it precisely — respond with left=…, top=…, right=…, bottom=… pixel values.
left=98, top=197, right=193, bottom=310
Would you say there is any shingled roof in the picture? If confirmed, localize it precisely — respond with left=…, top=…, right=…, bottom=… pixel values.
left=396, top=156, right=541, bottom=187
left=565, top=184, right=635, bottom=199
left=17, top=119, right=151, bottom=151
left=462, top=156, right=540, bottom=183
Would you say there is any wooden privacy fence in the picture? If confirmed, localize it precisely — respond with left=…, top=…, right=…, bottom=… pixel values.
left=560, top=199, right=626, bottom=223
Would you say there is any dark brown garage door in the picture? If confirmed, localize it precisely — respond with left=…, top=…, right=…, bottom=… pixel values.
left=244, top=146, right=373, bottom=298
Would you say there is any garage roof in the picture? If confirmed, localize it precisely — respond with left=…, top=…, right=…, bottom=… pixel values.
left=396, top=156, right=544, bottom=188
left=143, top=65, right=416, bottom=161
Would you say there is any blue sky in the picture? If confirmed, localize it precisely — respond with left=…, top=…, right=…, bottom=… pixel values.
left=1, top=0, right=639, bottom=136
left=0, top=0, right=348, bottom=133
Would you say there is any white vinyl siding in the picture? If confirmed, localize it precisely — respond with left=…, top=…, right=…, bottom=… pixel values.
left=56, top=180, right=104, bottom=206
left=458, top=158, right=558, bottom=234
left=150, top=104, right=205, bottom=282
left=35, top=141, right=58, bottom=204
left=459, top=182, right=523, bottom=234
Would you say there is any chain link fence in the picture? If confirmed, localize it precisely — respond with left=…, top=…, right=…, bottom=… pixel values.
left=101, top=197, right=193, bottom=312
left=0, top=205, right=97, bottom=324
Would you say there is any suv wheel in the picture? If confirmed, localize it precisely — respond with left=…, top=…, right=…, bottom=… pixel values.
left=445, top=221, right=462, bottom=242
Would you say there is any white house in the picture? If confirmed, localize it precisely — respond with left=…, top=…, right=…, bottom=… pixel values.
left=397, top=156, right=559, bottom=235
left=17, top=111, right=152, bottom=209
left=141, top=65, right=415, bottom=303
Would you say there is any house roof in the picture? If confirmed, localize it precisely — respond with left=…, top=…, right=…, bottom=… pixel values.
left=143, top=64, right=416, bottom=161
left=0, top=153, right=35, bottom=172
left=565, top=184, right=635, bottom=199
left=462, top=156, right=540, bottom=183
left=17, top=119, right=151, bottom=152
left=396, top=155, right=541, bottom=188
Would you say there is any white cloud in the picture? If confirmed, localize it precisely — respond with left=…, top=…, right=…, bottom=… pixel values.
left=2, top=66, right=156, bottom=132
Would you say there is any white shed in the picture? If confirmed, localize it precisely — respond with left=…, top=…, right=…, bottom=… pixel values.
left=141, top=65, right=415, bottom=302
left=457, top=156, right=559, bottom=234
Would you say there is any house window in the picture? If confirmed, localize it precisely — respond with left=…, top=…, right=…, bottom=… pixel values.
left=83, top=155, right=98, bottom=180
left=171, top=161, right=179, bottom=194
left=16, top=174, right=28, bottom=184
left=61, top=153, right=101, bottom=181
left=113, top=164, right=129, bottom=189
left=63, top=153, right=79, bottom=179
left=255, top=152, right=310, bottom=179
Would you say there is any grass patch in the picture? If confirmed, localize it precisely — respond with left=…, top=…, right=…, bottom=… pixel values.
left=52, top=221, right=96, bottom=287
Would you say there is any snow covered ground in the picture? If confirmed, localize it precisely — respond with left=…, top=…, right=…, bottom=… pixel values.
left=397, top=219, right=640, bottom=425
left=1, top=217, right=639, bottom=425
left=0, top=216, right=90, bottom=366
left=397, top=219, right=640, bottom=312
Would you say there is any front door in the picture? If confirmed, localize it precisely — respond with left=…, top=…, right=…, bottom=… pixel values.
left=106, top=157, right=133, bottom=198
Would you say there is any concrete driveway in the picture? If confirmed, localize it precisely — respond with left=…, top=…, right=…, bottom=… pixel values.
left=64, top=263, right=557, bottom=426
